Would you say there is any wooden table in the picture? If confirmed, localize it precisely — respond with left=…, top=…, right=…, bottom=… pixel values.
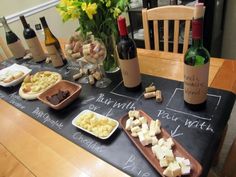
left=0, top=49, right=235, bottom=177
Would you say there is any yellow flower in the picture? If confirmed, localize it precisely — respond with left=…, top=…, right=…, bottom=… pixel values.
left=81, top=2, right=97, bottom=20
left=106, top=0, right=111, bottom=7
left=113, top=7, right=121, bottom=18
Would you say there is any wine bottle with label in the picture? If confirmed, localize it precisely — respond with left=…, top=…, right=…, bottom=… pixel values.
left=117, top=16, right=142, bottom=91
left=20, top=15, right=46, bottom=62
left=0, top=16, right=26, bottom=59
left=184, top=3, right=210, bottom=110
left=39, top=17, right=66, bottom=67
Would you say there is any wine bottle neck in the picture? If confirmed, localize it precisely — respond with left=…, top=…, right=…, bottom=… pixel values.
left=20, top=16, right=29, bottom=29
left=0, top=17, right=11, bottom=33
left=192, top=18, right=203, bottom=47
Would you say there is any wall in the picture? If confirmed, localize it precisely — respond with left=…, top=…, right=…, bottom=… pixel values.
left=221, top=0, right=236, bottom=59
left=0, top=5, right=79, bottom=48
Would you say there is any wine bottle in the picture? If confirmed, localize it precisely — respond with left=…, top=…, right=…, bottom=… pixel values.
left=0, top=16, right=26, bottom=59
left=20, top=15, right=46, bottom=62
left=184, top=3, right=210, bottom=110
left=117, top=16, right=141, bottom=91
left=39, top=17, right=65, bottom=67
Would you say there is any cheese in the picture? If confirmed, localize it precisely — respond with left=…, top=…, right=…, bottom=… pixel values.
left=176, top=157, right=191, bottom=175
left=128, top=110, right=140, bottom=118
left=125, top=119, right=133, bottom=130
left=151, top=136, right=158, bottom=145
left=160, top=157, right=169, bottom=168
left=133, top=119, right=142, bottom=126
left=149, top=119, right=161, bottom=136
left=131, top=132, right=138, bottom=137
left=139, top=116, right=147, bottom=124
left=138, top=132, right=152, bottom=146
left=131, top=126, right=141, bottom=133
left=142, top=123, right=149, bottom=132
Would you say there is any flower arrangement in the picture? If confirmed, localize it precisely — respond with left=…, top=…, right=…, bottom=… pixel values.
left=57, top=0, right=130, bottom=71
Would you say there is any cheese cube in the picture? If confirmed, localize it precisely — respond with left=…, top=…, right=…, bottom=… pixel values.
left=138, top=132, right=152, bottom=146
left=160, top=157, right=169, bottom=168
left=133, top=119, right=142, bottom=126
left=176, top=157, right=191, bottom=175
left=158, top=138, right=165, bottom=146
left=125, top=118, right=133, bottom=130
left=163, top=166, right=173, bottom=177
left=166, top=137, right=175, bottom=149
left=182, top=159, right=191, bottom=166
left=151, top=136, right=158, bottom=145
left=180, top=164, right=191, bottom=175
left=149, top=120, right=161, bottom=136
left=142, top=123, right=149, bottom=131
left=152, top=145, right=165, bottom=160
left=139, top=116, right=147, bottom=124
left=170, top=161, right=182, bottom=177
left=163, top=147, right=174, bottom=162
left=131, top=132, right=138, bottom=137
left=128, top=110, right=140, bottom=118
left=131, top=126, right=141, bottom=133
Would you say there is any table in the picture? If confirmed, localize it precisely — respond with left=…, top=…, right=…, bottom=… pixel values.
left=0, top=49, right=235, bottom=177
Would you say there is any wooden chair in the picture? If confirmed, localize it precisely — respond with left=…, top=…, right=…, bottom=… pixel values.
left=142, top=5, right=194, bottom=53
left=0, top=37, right=12, bottom=61
left=208, top=137, right=236, bottom=177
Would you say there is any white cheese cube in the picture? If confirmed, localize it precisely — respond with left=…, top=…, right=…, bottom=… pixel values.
left=128, top=110, right=140, bottom=118
left=160, top=157, right=169, bottom=168
left=149, top=119, right=161, bottom=136
left=131, top=126, right=141, bottom=133
left=153, top=145, right=165, bottom=160
left=158, top=138, right=165, bottom=146
left=151, top=144, right=159, bottom=155
left=180, top=164, right=191, bottom=175
left=166, top=137, right=175, bottom=149
left=139, top=116, right=147, bottom=124
left=151, top=136, right=158, bottom=145
left=125, top=119, right=133, bottom=130
left=138, top=132, right=152, bottom=146
left=163, top=147, right=175, bottom=162
left=170, top=161, right=182, bottom=177
left=142, top=123, right=149, bottom=131
left=129, top=116, right=135, bottom=120
left=163, top=166, right=173, bottom=177
left=133, top=119, right=142, bottom=126
left=131, top=132, right=138, bottom=137
left=182, top=159, right=191, bottom=166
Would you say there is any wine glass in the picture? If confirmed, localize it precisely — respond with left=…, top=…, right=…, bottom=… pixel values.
left=83, top=38, right=111, bottom=88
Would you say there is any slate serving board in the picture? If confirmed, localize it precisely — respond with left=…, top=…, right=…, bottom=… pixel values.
left=0, top=59, right=235, bottom=177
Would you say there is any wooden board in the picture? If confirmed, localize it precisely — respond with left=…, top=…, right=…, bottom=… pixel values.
left=119, top=110, right=202, bottom=177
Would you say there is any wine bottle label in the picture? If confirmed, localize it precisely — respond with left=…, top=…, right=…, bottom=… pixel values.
left=26, top=37, right=46, bottom=62
left=7, top=40, right=26, bottom=59
left=184, top=62, right=210, bottom=104
left=118, top=58, right=141, bottom=88
left=46, top=45, right=64, bottom=67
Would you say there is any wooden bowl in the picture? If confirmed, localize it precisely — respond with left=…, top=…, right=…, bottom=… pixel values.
left=38, top=80, right=82, bottom=110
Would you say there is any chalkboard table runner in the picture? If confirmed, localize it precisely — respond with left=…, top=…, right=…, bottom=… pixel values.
left=0, top=59, right=235, bottom=177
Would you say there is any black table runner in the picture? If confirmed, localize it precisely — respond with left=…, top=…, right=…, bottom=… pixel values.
left=0, top=59, right=235, bottom=177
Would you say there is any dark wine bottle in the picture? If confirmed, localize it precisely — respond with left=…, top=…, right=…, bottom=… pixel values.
left=184, top=3, right=210, bottom=110
left=39, top=17, right=66, bottom=67
left=0, top=16, right=26, bottom=59
left=117, top=16, right=141, bottom=91
left=20, top=15, right=46, bottom=62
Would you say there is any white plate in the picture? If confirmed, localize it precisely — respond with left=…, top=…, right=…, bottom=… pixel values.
left=72, top=110, right=119, bottom=140
left=0, top=64, right=32, bottom=87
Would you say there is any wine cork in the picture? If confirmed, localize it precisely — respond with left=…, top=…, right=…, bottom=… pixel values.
left=88, top=75, right=95, bottom=85
left=194, top=3, right=205, bottom=19
left=145, top=85, right=156, bottom=93
left=92, top=71, right=102, bottom=80
left=156, top=90, right=162, bottom=103
left=144, top=91, right=156, bottom=99
left=73, top=72, right=83, bottom=80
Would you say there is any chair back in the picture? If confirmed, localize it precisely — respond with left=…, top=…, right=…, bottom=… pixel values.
left=0, top=37, right=12, bottom=61
left=142, top=5, right=194, bottom=53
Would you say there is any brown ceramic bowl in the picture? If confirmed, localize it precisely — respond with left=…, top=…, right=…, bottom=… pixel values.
left=38, top=80, right=82, bottom=110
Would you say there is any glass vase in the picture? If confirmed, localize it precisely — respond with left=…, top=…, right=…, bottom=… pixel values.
left=101, top=35, right=120, bottom=73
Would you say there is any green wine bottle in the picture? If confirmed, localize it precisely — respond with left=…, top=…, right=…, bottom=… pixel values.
left=184, top=3, right=210, bottom=110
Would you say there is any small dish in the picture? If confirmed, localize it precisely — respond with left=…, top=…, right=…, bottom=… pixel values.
left=72, top=110, right=119, bottom=140
left=0, top=63, right=32, bottom=87
left=38, top=80, right=82, bottom=110
left=119, top=110, right=202, bottom=177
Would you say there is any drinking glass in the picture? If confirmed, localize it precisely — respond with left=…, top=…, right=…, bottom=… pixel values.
left=83, top=38, right=111, bottom=88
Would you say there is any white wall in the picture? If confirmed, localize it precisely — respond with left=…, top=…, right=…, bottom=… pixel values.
left=0, top=5, right=79, bottom=48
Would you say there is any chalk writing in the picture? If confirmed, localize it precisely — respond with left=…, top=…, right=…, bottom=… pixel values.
left=123, top=154, right=150, bottom=177
left=88, top=104, right=100, bottom=111
left=171, top=125, right=184, bottom=138
left=72, top=132, right=105, bottom=153
left=96, top=93, right=135, bottom=110
left=32, top=107, right=64, bottom=129
left=9, top=92, right=25, bottom=109
left=156, top=109, right=214, bottom=133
